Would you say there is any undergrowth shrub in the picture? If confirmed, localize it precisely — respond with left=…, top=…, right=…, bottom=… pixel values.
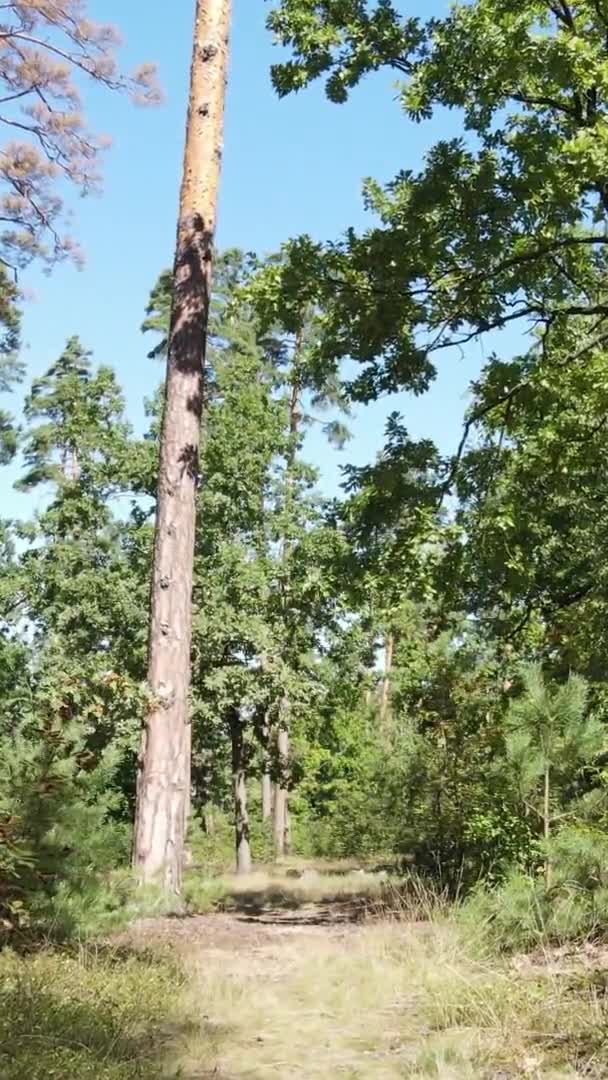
left=187, top=810, right=276, bottom=875
left=0, top=707, right=129, bottom=942
left=187, top=813, right=235, bottom=874
left=0, top=946, right=192, bottom=1080
left=461, top=826, right=608, bottom=950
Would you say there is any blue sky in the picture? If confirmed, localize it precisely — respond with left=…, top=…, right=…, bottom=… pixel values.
left=3, top=0, right=495, bottom=516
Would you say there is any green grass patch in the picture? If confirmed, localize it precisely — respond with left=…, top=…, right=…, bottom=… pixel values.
left=0, top=945, right=197, bottom=1080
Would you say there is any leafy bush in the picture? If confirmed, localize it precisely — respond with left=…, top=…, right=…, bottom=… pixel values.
left=0, top=700, right=128, bottom=941
left=182, top=873, right=229, bottom=913
left=187, top=812, right=235, bottom=874
left=187, top=807, right=280, bottom=875
left=0, top=946, right=190, bottom=1080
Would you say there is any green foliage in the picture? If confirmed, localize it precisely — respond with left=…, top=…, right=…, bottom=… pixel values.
left=0, top=688, right=128, bottom=941
left=267, top=1, right=421, bottom=102
left=0, top=948, right=187, bottom=1080
left=295, top=701, right=396, bottom=858
left=14, top=336, right=144, bottom=666
left=260, top=0, right=608, bottom=918
left=0, top=268, right=22, bottom=464
left=187, top=814, right=236, bottom=875
left=507, top=663, right=603, bottom=796
left=463, top=824, right=608, bottom=952
left=267, top=0, right=608, bottom=387
left=0, top=334, right=147, bottom=938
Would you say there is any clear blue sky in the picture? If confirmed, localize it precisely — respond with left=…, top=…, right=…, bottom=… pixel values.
left=3, top=0, right=497, bottom=516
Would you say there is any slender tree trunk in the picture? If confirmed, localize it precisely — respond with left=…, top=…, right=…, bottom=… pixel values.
left=260, top=715, right=272, bottom=820
left=133, top=0, right=232, bottom=892
left=203, top=806, right=215, bottom=836
left=273, top=723, right=289, bottom=858
left=272, top=360, right=302, bottom=861
left=262, top=741, right=272, bottom=822
left=544, top=761, right=551, bottom=891
left=258, top=669, right=273, bottom=822
left=231, top=710, right=252, bottom=875
left=380, top=633, right=394, bottom=726
left=63, top=446, right=80, bottom=482
left=262, top=771, right=272, bottom=820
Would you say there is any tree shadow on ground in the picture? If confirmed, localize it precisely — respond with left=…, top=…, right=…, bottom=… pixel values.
left=221, top=883, right=395, bottom=925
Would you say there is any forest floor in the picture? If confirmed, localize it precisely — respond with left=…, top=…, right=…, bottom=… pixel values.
left=4, top=864, right=608, bottom=1079
left=113, top=865, right=608, bottom=1079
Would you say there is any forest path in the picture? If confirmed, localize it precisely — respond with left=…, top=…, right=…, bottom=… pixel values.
left=114, top=873, right=602, bottom=1079
left=130, top=913, right=415, bottom=1079
left=119, top=871, right=431, bottom=1079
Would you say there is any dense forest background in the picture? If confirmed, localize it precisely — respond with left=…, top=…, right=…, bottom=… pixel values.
left=3, top=0, right=608, bottom=954
left=7, top=4, right=608, bottom=1078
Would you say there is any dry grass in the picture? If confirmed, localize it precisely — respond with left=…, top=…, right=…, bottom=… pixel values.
left=7, top=866, right=608, bottom=1080
left=198, top=862, right=447, bottom=926
left=220, top=866, right=394, bottom=914
left=177, top=916, right=608, bottom=1078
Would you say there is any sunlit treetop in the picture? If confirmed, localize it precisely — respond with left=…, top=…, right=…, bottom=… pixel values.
left=264, top=1, right=608, bottom=406
left=267, top=0, right=420, bottom=101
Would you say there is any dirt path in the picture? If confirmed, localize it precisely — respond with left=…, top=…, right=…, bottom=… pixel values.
left=123, top=909, right=362, bottom=949
left=118, top=894, right=423, bottom=1079
left=112, top=885, right=606, bottom=1079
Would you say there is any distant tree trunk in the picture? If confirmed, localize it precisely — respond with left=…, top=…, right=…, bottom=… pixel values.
left=259, top=713, right=272, bottom=820
left=543, top=761, right=551, bottom=891
left=262, top=771, right=272, bottom=819
left=273, top=722, right=289, bottom=858
left=133, top=0, right=232, bottom=892
left=203, top=807, right=215, bottom=836
left=261, top=723, right=273, bottom=822
left=231, top=709, right=251, bottom=875
left=272, top=359, right=302, bottom=861
left=380, top=633, right=394, bottom=726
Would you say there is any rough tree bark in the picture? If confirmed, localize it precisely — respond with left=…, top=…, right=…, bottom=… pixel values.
left=133, top=0, right=232, bottom=892
left=231, top=709, right=252, bottom=875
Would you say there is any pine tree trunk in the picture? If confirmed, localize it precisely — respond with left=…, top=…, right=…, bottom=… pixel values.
left=231, top=710, right=252, bottom=875
left=273, top=724, right=289, bottom=858
left=133, top=0, right=232, bottom=892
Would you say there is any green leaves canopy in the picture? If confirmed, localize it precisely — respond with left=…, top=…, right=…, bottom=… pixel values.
left=265, top=0, right=608, bottom=405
